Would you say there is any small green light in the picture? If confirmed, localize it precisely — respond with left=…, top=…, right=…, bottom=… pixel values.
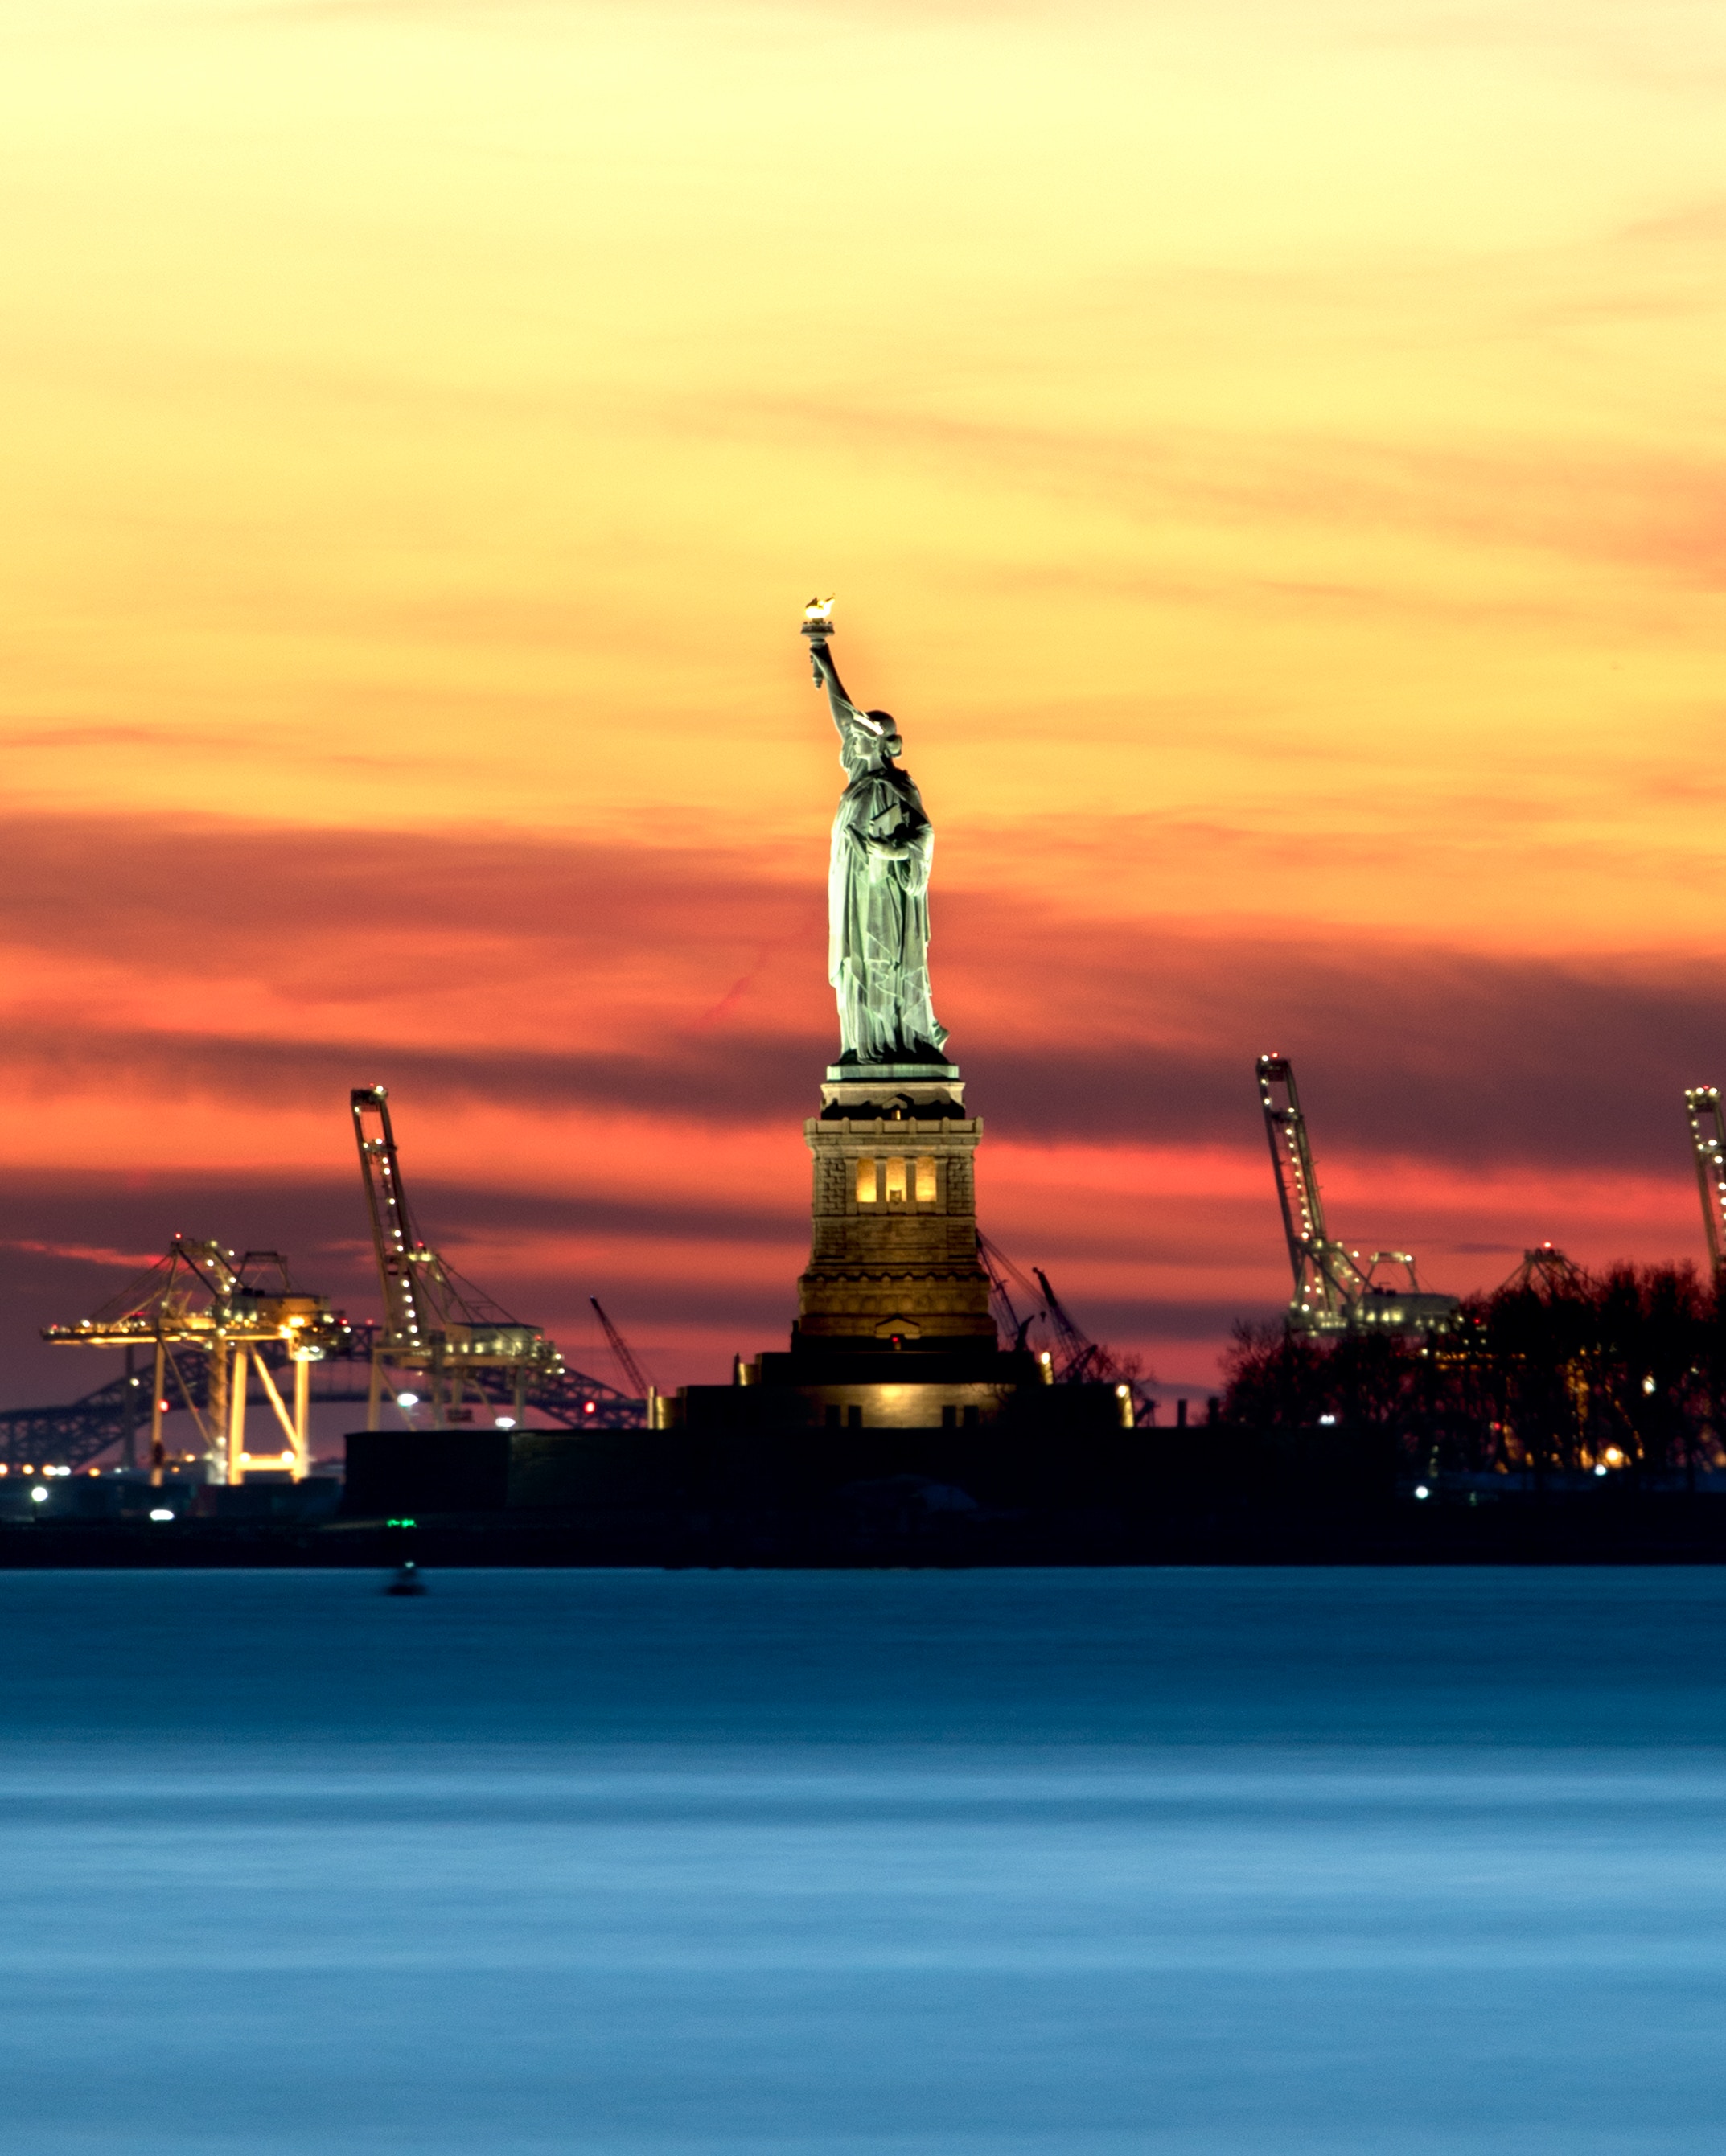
left=387, top=1517, right=417, bottom=1528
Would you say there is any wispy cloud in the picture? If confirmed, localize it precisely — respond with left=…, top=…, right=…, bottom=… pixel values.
left=2, top=809, right=1722, bottom=1180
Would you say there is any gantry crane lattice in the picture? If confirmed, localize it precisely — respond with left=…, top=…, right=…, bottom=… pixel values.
left=1255, top=1054, right=1458, bottom=1336
left=42, top=1237, right=350, bottom=1483
left=351, top=1085, right=640, bottom=1430
left=4, top=1321, right=643, bottom=1476
left=1498, top=1242, right=1588, bottom=1297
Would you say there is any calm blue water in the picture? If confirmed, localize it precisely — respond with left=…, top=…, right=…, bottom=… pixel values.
left=2, top=1567, right=1725, bottom=2154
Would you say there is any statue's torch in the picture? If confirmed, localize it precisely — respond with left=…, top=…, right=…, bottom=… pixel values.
left=802, top=595, right=834, bottom=682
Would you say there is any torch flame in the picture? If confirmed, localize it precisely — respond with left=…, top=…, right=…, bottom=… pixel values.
left=803, top=595, right=834, bottom=626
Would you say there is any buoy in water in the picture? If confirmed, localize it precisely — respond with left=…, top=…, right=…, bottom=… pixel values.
left=385, top=1558, right=426, bottom=1597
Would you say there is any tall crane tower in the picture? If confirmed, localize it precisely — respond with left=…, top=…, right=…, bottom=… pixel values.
left=590, top=1299, right=654, bottom=1404
left=1683, top=1086, right=1726, bottom=1278
left=1255, top=1054, right=1457, bottom=1336
left=349, top=1078, right=647, bottom=1431
left=43, top=1238, right=347, bottom=1484
left=351, top=1084, right=606, bottom=1430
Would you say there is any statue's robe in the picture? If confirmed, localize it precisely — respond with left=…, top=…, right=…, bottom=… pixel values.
left=829, top=744, right=947, bottom=1064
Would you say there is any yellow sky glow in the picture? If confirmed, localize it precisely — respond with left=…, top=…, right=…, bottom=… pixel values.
left=3, top=0, right=1724, bottom=1385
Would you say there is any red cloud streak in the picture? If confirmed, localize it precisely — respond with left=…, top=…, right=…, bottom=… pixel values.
left=0, top=809, right=1717, bottom=1405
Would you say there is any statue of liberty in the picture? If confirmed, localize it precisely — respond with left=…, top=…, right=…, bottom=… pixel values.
left=803, top=604, right=950, bottom=1066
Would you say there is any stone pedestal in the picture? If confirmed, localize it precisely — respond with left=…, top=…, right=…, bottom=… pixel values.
left=657, top=1058, right=1132, bottom=1443
left=793, top=1062, right=995, bottom=1354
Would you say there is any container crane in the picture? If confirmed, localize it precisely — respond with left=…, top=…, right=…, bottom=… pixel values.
left=351, top=1085, right=640, bottom=1429
left=6, top=1313, right=642, bottom=1476
left=590, top=1298, right=654, bottom=1406
left=43, top=1237, right=347, bottom=1483
left=1498, top=1243, right=1587, bottom=1297
left=976, top=1232, right=1046, bottom=1354
left=976, top=1234, right=1145, bottom=1413
left=1031, top=1267, right=1110, bottom=1384
left=1683, top=1087, right=1726, bottom=1279
left=1031, top=1268, right=1141, bottom=1422
left=1255, top=1054, right=1458, bottom=1336
left=352, top=1083, right=562, bottom=1428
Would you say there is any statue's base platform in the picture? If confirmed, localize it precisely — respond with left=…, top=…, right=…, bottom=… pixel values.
left=644, top=1048, right=1132, bottom=1444
left=344, top=1379, right=1137, bottom=1521
left=663, top=1370, right=1130, bottom=1436
left=660, top=1337, right=1133, bottom=1437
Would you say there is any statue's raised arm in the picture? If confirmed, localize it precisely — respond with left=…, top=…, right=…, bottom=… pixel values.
left=807, top=628, right=877, bottom=769
left=801, top=602, right=949, bottom=1069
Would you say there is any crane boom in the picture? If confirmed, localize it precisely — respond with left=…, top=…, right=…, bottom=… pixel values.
left=1256, top=1054, right=1362, bottom=1329
left=351, top=1086, right=528, bottom=1337
left=1684, top=1086, right=1726, bottom=1278
left=1255, top=1054, right=1457, bottom=1336
left=976, top=1232, right=1042, bottom=1351
left=1030, top=1267, right=1108, bottom=1383
left=351, top=1084, right=452, bottom=1350
left=590, top=1298, right=653, bottom=1401
left=351, top=1084, right=417, bottom=1347
left=348, top=1084, right=569, bottom=1429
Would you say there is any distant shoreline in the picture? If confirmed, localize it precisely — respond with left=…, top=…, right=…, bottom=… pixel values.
left=8, top=1487, right=1726, bottom=1569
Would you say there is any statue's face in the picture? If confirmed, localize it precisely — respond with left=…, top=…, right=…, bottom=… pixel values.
left=861, top=710, right=902, bottom=761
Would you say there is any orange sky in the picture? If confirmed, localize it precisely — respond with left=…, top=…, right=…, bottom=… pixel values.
left=3, top=0, right=1725, bottom=1406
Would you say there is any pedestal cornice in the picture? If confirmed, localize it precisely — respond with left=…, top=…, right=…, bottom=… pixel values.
left=820, top=1061, right=967, bottom=1119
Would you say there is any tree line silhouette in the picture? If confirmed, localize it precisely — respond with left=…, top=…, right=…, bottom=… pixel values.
left=1221, top=1259, right=1726, bottom=1485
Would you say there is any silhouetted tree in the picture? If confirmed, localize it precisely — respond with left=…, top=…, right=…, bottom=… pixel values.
left=1221, top=1322, right=1331, bottom=1428
left=1221, top=1261, right=1726, bottom=1485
